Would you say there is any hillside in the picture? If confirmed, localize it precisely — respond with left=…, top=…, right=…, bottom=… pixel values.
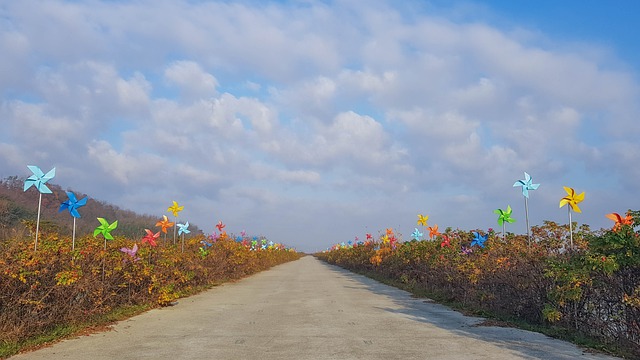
left=0, top=176, right=202, bottom=241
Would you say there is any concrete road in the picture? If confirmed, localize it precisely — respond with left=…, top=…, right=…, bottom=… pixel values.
left=11, top=256, right=620, bottom=360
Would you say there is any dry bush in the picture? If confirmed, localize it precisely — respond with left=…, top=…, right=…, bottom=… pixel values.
left=0, top=232, right=301, bottom=343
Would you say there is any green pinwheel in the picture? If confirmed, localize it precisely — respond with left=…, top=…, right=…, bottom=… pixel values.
left=94, top=217, right=118, bottom=249
left=494, top=205, right=516, bottom=241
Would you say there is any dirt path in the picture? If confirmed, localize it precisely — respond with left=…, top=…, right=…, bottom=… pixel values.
left=10, top=256, right=619, bottom=359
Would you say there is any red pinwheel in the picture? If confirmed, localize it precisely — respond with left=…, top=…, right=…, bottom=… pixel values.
left=216, top=220, right=225, bottom=232
left=440, top=235, right=451, bottom=248
left=142, top=229, right=160, bottom=247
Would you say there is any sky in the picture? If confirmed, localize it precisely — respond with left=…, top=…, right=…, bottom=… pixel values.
left=1, top=0, right=639, bottom=252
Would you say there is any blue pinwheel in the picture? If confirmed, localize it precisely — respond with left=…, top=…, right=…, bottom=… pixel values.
left=59, top=191, right=88, bottom=250
left=471, top=231, right=487, bottom=248
left=513, top=172, right=539, bottom=198
left=177, top=222, right=190, bottom=253
left=24, top=165, right=55, bottom=194
left=59, top=191, right=87, bottom=218
left=513, top=172, right=540, bottom=244
left=411, top=228, right=423, bottom=240
left=24, top=165, right=56, bottom=251
left=177, top=222, right=190, bottom=236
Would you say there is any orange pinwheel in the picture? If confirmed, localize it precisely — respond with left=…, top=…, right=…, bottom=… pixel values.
left=385, top=228, right=393, bottom=236
left=142, top=229, right=160, bottom=247
left=428, top=224, right=441, bottom=239
left=605, top=212, right=633, bottom=231
left=417, top=214, right=428, bottom=227
left=559, top=186, right=585, bottom=213
left=155, top=215, right=174, bottom=234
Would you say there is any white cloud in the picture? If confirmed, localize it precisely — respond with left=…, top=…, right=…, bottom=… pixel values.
left=0, top=0, right=639, bottom=251
left=164, top=61, right=218, bottom=100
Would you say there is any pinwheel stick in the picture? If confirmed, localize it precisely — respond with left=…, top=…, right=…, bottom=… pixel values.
left=181, top=233, right=185, bottom=253
left=72, top=217, right=76, bottom=251
left=174, top=217, right=178, bottom=245
left=568, top=206, right=573, bottom=248
left=502, top=222, right=506, bottom=241
left=524, top=197, right=531, bottom=245
left=34, top=193, right=42, bottom=251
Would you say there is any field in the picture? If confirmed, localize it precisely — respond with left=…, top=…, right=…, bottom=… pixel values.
left=317, top=216, right=640, bottom=358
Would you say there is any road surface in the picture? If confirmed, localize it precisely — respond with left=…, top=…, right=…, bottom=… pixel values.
left=10, top=256, right=619, bottom=359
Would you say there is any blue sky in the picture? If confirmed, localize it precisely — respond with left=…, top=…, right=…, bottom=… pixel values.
left=1, top=0, right=639, bottom=252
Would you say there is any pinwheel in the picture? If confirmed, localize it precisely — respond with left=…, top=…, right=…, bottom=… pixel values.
left=559, top=186, right=585, bottom=247
left=156, top=215, right=174, bottom=244
left=120, top=244, right=140, bottom=262
left=411, top=228, right=423, bottom=240
left=156, top=215, right=174, bottom=234
left=494, top=205, right=516, bottom=241
left=59, top=191, right=88, bottom=250
left=142, top=229, right=160, bottom=247
left=216, top=220, right=225, bottom=233
left=198, top=247, right=209, bottom=258
left=461, top=246, right=473, bottom=255
left=23, top=165, right=56, bottom=251
left=440, top=235, right=451, bottom=248
left=471, top=231, right=487, bottom=248
left=177, top=222, right=190, bottom=253
left=167, top=201, right=184, bottom=244
left=366, top=233, right=373, bottom=241
left=605, top=212, right=633, bottom=231
left=428, top=224, right=441, bottom=239
left=94, top=218, right=118, bottom=249
left=417, top=214, right=429, bottom=227
left=513, top=172, right=539, bottom=244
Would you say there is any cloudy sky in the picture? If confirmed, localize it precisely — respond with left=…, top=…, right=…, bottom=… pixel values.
left=1, top=0, right=639, bottom=252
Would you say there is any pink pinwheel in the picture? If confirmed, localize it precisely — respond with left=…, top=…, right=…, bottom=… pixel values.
left=120, top=244, right=140, bottom=262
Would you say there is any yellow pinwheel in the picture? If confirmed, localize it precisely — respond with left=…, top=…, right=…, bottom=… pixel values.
left=167, top=201, right=184, bottom=244
left=167, top=201, right=184, bottom=217
left=559, top=186, right=585, bottom=247
left=559, top=186, right=585, bottom=213
left=417, top=214, right=428, bottom=227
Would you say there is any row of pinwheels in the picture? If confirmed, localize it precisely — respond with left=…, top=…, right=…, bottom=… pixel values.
left=22, top=165, right=192, bottom=253
left=326, top=171, right=631, bottom=253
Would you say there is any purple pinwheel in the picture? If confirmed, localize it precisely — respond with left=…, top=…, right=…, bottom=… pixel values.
left=120, top=244, right=140, bottom=262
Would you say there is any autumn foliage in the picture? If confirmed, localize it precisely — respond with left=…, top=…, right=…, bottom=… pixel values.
left=0, top=232, right=301, bottom=345
left=316, top=215, right=640, bottom=357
